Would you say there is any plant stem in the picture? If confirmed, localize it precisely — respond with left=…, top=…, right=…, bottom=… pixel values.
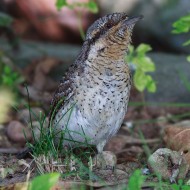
left=76, top=10, right=85, bottom=41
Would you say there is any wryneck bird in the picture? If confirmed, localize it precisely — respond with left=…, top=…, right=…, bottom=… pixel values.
left=49, top=13, right=142, bottom=162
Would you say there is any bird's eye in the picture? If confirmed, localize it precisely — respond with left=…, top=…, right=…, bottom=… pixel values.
left=106, top=23, right=112, bottom=29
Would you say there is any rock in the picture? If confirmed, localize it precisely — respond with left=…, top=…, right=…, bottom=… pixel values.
left=134, top=0, right=190, bottom=54
left=0, top=39, right=80, bottom=71
left=145, top=53, right=190, bottom=103
left=0, top=124, right=13, bottom=148
left=173, top=120, right=190, bottom=128
left=93, top=151, right=117, bottom=170
left=148, top=148, right=189, bottom=181
left=6, top=121, right=32, bottom=144
left=17, top=107, right=44, bottom=122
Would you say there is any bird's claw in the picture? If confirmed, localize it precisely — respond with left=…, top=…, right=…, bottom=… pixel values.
left=105, top=165, right=115, bottom=172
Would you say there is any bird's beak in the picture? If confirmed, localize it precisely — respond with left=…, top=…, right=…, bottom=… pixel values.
left=116, top=14, right=143, bottom=38
left=123, top=15, right=143, bottom=26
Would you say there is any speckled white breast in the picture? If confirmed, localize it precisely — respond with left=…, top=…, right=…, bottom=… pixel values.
left=53, top=60, right=131, bottom=148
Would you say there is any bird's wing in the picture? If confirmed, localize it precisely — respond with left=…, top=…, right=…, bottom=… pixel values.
left=49, top=41, right=90, bottom=125
left=49, top=70, right=74, bottom=125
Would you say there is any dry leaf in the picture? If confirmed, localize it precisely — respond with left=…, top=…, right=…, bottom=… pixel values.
left=164, top=120, right=190, bottom=163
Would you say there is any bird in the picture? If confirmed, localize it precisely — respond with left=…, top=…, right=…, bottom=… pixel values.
left=49, top=13, right=143, bottom=159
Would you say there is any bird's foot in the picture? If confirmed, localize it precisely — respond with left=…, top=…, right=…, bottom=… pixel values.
left=93, top=151, right=117, bottom=171
left=105, top=165, right=115, bottom=171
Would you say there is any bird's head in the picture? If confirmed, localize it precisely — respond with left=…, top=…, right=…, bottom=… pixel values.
left=85, top=13, right=143, bottom=62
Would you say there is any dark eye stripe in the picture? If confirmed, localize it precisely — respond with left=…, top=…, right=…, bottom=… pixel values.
left=86, top=13, right=128, bottom=40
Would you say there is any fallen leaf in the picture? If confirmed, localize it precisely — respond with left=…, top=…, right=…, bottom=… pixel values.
left=164, top=120, right=190, bottom=164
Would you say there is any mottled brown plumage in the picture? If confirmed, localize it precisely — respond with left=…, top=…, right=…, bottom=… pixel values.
left=49, top=13, right=142, bottom=154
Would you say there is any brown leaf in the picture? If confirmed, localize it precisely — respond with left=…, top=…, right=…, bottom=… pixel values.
left=164, top=120, right=190, bottom=163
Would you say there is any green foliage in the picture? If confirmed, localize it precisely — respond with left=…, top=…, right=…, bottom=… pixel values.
left=56, top=0, right=67, bottom=10
left=86, top=1, right=98, bottom=13
left=0, top=12, right=13, bottom=27
left=183, top=39, right=190, bottom=46
left=171, top=179, right=190, bottom=190
left=55, top=0, right=98, bottom=40
left=172, top=14, right=190, bottom=35
left=125, top=44, right=156, bottom=93
left=0, top=53, right=23, bottom=95
left=55, top=0, right=98, bottom=13
left=127, top=170, right=146, bottom=190
left=172, top=14, right=190, bottom=62
left=0, top=64, right=22, bottom=92
left=26, top=99, right=97, bottom=181
left=29, top=173, right=60, bottom=190
left=187, top=55, right=190, bottom=62
left=1, top=65, right=19, bottom=87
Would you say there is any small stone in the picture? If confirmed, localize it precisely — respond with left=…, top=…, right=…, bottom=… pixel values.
left=93, top=151, right=117, bottom=170
left=17, top=107, right=44, bottom=122
left=142, top=168, right=150, bottom=175
left=123, top=121, right=133, bottom=129
left=6, top=121, right=32, bottom=144
left=148, top=148, right=189, bottom=181
left=173, top=120, right=190, bottom=128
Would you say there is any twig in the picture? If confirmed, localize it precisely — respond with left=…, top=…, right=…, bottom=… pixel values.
left=0, top=148, right=25, bottom=154
left=116, top=135, right=160, bottom=145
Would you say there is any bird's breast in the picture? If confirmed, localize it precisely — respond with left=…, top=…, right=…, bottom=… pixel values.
left=53, top=61, right=131, bottom=146
left=74, top=61, right=131, bottom=125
